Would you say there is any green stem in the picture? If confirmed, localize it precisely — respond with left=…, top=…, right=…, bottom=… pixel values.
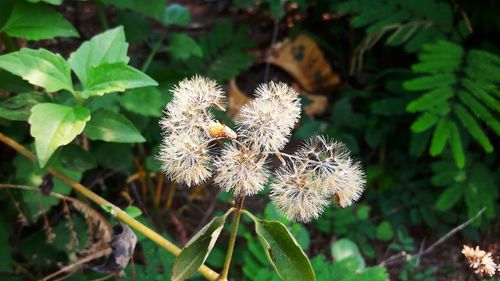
left=220, top=196, right=244, bottom=281
left=141, top=35, right=164, bottom=72
left=95, top=1, right=109, bottom=30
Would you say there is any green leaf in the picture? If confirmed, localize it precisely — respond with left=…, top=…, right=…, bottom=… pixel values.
left=68, top=26, right=130, bottom=86
left=435, top=184, right=463, bottom=211
left=331, top=238, right=365, bottom=271
left=406, top=87, right=454, bottom=112
left=125, top=206, right=142, bottom=218
left=27, top=0, right=64, bottom=5
left=163, top=4, right=190, bottom=26
left=448, top=121, right=465, bottom=168
left=84, top=109, right=145, bottom=143
left=429, top=118, right=449, bottom=156
left=0, top=48, right=74, bottom=93
left=1, top=1, right=78, bottom=40
left=169, top=34, right=203, bottom=60
left=458, top=90, right=500, bottom=135
left=0, top=92, right=49, bottom=121
left=454, top=104, right=493, bottom=152
left=118, top=87, right=165, bottom=117
left=172, top=213, right=230, bottom=281
left=376, top=221, right=394, bottom=241
left=58, top=144, right=96, bottom=172
left=254, top=220, right=315, bottom=281
left=81, top=62, right=158, bottom=98
left=29, top=103, right=90, bottom=167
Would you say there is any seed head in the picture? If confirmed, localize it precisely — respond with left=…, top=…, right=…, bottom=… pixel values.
left=462, top=245, right=498, bottom=277
left=270, top=162, right=329, bottom=222
left=236, top=82, right=301, bottom=152
left=214, top=144, right=269, bottom=196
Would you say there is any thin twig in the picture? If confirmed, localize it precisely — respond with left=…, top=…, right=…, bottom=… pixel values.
left=42, top=248, right=111, bottom=281
left=380, top=207, right=486, bottom=266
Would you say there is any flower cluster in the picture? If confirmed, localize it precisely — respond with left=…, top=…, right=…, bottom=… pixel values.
left=159, top=76, right=366, bottom=222
left=462, top=245, right=498, bottom=277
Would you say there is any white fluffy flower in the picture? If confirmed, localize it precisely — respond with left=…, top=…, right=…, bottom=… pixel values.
left=236, top=82, right=301, bottom=152
left=214, top=144, right=269, bottom=196
left=270, top=163, right=329, bottom=223
left=160, top=132, right=212, bottom=186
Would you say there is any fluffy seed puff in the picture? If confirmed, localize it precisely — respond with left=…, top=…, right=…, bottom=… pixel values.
left=159, top=76, right=225, bottom=186
left=270, top=136, right=365, bottom=222
left=236, top=82, right=301, bottom=152
left=462, top=245, right=498, bottom=277
left=214, top=144, right=269, bottom=197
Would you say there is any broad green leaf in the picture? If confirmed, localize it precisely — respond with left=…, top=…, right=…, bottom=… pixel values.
left=254, top=220, right=315, bottom=281
left=125, top=206, right=142, bottom=218
left=448, top=121, right=465, bottom=168
left=172, top=213, right=230, bottom=281
left=429, top=118, right=449, bottom=156
left=331, top=238, right=365, bottom=271
left=169, top=34, right=203, bottom=60
left=68, top=26, right=129, bottom=85
left=118, top=87, right=165, bottom=117
left=163, top=4, right=190, bottom=26
left=84, top=109, right=145, bottom=143
left=0, top=48, right=74, bottom=93
left=1, top=1, right=78, bottom=40
left=29, top=103, right=90, bottom=167
left=101, top=0, right=165, bottom=19
left=0, top=0, right=15, bottom=29
left=454, top=104, right=493, bottom=152
left=81, top=62, right=158, bottom=98
left=435, top=184, right=463, bottom=211
left=0, top=92, right=49, bottom=121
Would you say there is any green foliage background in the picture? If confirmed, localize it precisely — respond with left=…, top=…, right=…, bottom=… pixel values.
left=0, top=0, right=498, bottom=280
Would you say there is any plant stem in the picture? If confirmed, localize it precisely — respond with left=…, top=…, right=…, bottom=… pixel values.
left=141, top=35, right=164, bottom=72
left=95, top=1, right=109, bottom=30
left=220, top=196, right=244, bottom=281
left=0, top=132, right=219, bottom=281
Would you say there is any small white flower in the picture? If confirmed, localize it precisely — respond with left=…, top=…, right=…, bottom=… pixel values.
left=236, top=82, right=301, bottom=152
left=462, top=245, right=498, bottom=277
left=214, top=144, right=269, bottom=196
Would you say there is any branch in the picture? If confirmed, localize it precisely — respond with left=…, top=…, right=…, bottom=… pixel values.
left=0, top=132, right=219, bottom=281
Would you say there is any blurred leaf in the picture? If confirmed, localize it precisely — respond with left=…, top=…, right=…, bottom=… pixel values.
left=163, top=4, right=190, bottom=26
left=331, top=238, right=365, bottom=270
left=375, top=221, right=394, bottom=241
left=116, top=11, right=151, bottom=43
left=84, top=109, right=145, bottom=143
left=435, top=184, right=463, bottom=211
left=1, top=1, right=78, bottom=40
left=0, top=92, right=49, bottom=121
left=254, top=220, right=315, bottom=281
left=169, top=34, right=203, bottom=61
left=29, top=103, right=90, bottom=167
left=101, top=0, right=165, bottom=19
left=0, top=48, right=73, bottom=93
left=125, top=206, right=142, bottom=218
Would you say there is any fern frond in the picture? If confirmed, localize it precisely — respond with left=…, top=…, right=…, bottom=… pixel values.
left=405, top=40, right=499, bottom=167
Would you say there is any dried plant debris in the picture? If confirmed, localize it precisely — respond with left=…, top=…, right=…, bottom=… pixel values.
left=462, top=245, right=498, bottom=278
left=92, top=223, right=137, bottom=273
